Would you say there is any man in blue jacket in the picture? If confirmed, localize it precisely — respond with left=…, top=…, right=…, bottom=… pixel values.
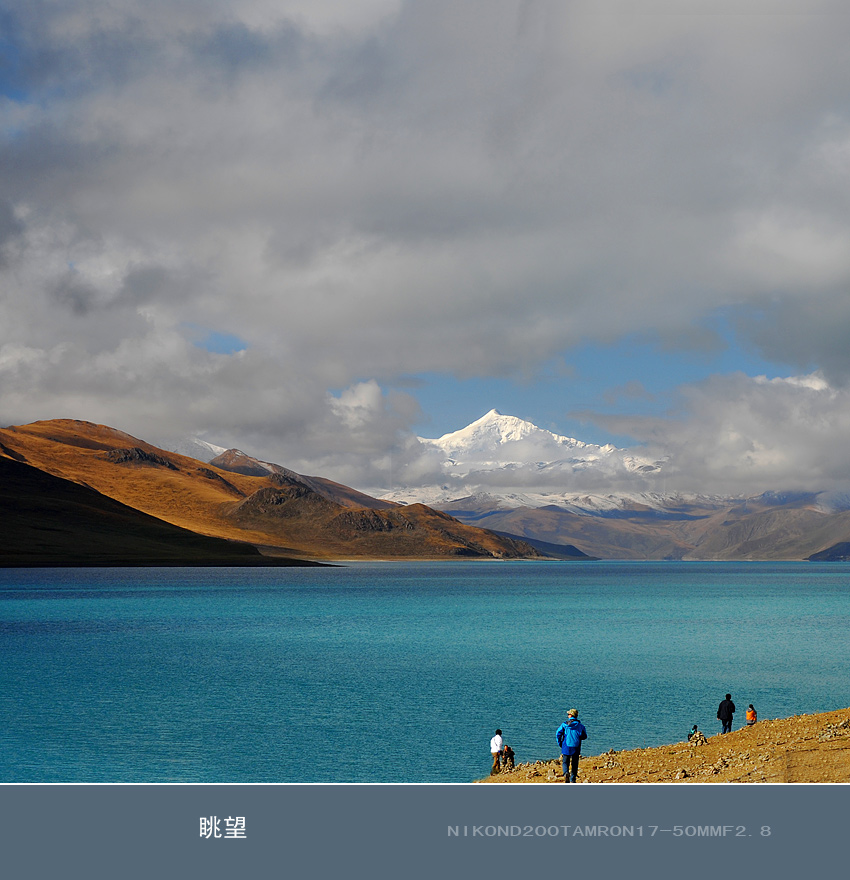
left=556, top=708, right=588, bottom=783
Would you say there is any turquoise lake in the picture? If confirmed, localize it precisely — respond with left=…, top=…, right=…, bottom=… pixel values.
left=2, top=561, right=849, bottom=783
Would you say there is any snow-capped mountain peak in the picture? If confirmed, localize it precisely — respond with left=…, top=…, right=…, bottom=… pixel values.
left=374, top=409, right=666, bottom=507
left=422, top=409, right=592, bottom=460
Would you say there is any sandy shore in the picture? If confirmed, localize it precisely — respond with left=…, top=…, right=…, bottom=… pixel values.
left=478, top=707, right=850, bottom=783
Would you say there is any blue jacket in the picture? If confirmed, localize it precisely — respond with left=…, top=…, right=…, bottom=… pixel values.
left=556, top=719, right=587, bottom=755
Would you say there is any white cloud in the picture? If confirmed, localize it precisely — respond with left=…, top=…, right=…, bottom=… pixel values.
left=591, top=372, right=850, bottom=495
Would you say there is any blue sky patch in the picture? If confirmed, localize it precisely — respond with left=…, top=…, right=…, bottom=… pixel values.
left=0, top=37, right=27, bottom=103
left=185, top=325, right=249, bottom=355
left=398, top=310, right=787, bottom=447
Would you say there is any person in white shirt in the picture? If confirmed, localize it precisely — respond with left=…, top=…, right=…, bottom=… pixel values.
left=490, top=729, right=504, bottom=775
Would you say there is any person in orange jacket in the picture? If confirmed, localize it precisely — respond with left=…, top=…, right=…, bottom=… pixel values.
left=746, top=704, right=757, bottom=725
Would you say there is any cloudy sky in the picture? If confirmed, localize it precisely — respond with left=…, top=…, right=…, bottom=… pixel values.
left=2, top=0, right=850, bottom=495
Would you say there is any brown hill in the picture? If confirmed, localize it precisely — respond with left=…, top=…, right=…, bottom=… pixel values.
left=480, top=707, right=850, bottom=783
left=0, top=419, right=544, bottom=562
left=0, top=455, right=314, bottom=566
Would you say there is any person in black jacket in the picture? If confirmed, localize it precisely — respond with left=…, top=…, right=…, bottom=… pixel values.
left=717, top=694, right=736, bottom=733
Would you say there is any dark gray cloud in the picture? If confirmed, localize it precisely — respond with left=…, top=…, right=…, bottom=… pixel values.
left=734, top=294, right=850, bottom=383
left=1, top=1, right=849, bottom=491
left=0, top=199, right=23, bottom=264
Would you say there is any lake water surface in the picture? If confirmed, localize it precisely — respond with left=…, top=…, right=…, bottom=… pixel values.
left=2, top=561, right=849, bottom=783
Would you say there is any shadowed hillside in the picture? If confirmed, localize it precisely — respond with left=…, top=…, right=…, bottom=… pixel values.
left=0, top=455, right=316, bottom=566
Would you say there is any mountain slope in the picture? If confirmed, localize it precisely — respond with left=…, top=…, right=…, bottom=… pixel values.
left=208, top=448, right=397, bottom=510
left=0, top=420, right=544, bottom=561
left=0, top=455, right=312, bottom=566
left=483, top=706, right=850, bottom=783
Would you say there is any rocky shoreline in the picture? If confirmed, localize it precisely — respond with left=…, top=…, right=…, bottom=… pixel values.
left=478, top=707, right=850, bottom=783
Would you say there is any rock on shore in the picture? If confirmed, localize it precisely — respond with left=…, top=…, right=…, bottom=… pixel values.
left=479, top=708, right=850, bottom=783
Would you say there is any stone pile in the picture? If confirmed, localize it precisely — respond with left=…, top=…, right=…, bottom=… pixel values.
left=817, top=719, right=850, bottom=741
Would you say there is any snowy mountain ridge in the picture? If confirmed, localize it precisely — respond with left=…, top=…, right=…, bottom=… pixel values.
left=378, top=487, right=737, bottom=514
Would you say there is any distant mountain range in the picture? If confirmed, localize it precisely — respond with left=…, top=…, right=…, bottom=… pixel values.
left=438, top=491, right=850, bottom=561
left=381, top=410, right=850, bottom=560
left=0, top=419, right=554, bottom=566
left=160, top=408, right=850, bottom=561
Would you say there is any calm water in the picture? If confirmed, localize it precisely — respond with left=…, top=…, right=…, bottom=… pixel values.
left=2, top=561, right=849, bottom=783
